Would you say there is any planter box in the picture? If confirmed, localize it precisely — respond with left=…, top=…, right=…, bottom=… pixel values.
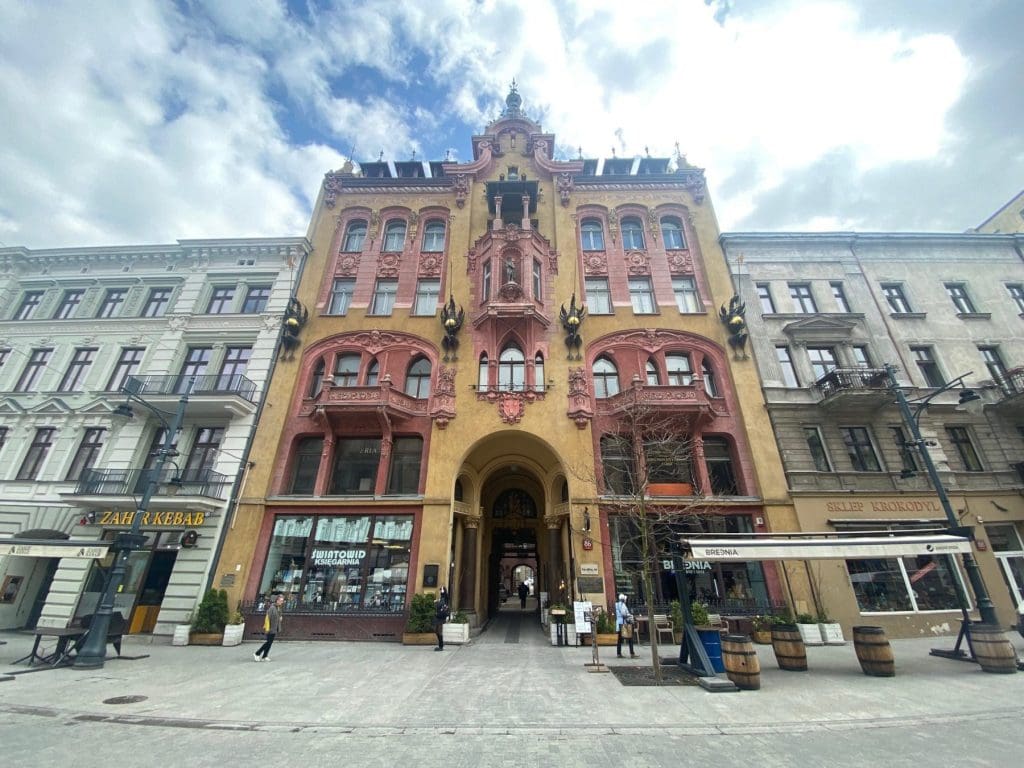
left=549, top=622, right=577, bottom=646
left=819, top=622, right=845, bottom=645
left=442, top=623, right=470, bottom=645
left=222, top=623, right=245, bottom=647
left=402, top=632, right=437, bottom=646
left=189, top=632, right=224, bottom=646
left=171, top=624, right=190, bottom=647
left=797, top=623, right=824, bottom=646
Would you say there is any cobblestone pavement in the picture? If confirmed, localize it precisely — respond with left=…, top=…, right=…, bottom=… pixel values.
left=2, top=608, right=1023, bottom=766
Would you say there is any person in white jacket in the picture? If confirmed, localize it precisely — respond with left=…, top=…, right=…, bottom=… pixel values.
left=615, top=594, right=637, bottom=659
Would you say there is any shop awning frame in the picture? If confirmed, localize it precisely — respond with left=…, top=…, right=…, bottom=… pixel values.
left=680, top=531, right=972, bottom=562
left=0, top=538, right=110, bottom=559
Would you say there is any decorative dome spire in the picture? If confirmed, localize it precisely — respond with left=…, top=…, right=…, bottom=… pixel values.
left=503, top=79, right=523, bottom=119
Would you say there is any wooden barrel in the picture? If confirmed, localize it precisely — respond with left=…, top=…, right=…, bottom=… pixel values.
left=852, top=626, right=895, bottom=677
left=771, top=624, right=807, bottom=671
left=967, top=624, right=1018, bottom=674
left=722, top=634, right=761, bottom=690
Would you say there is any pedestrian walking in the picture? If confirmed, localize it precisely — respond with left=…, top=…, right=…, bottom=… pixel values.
left=518, top=582, right=529, bottom=609
left=615, top=593, right=638, bottom=659
left=253, top=594, right=284, bottom=661
left=433, top=587, right=450, bottom=651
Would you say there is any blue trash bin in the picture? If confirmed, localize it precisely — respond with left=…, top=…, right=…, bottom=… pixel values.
left=697, top=628, right=725, bottom=673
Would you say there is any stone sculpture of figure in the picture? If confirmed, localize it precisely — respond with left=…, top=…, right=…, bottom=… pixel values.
left=505, top=255, right=517, bottom=283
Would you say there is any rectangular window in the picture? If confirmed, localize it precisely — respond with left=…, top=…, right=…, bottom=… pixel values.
left=756, top=283, right=776, bottom=314
left=673, top=276, right=700, bottom=313
left=704, top=437, right=739, bottom=495
left=15, top=348, right=52, bottom=392
left=97, top=288, right=127, bottom=318
left=482, top=261, right=492, bottom=302
left=789, top=283, right=817, bottom=313
left=55, top=289, right=85, bottom=319
left=945, top=283, right=976, bottom=314
left=946, top=426, right=983, bottom=471
left=328, top=278, right=355, bottom=315
left=1007, top=283, right=1024, bottom=313
left=846, top=556, right=963, bottom=613
left=979, top=346, right=1009, bottom=389
left=386, top=436, right=423, bottom=494
left=882, top=284, right=911, bottom=313
left=290, top=437, right=324, bottom=494
left=242, top=286, right=272, bottom=314
left=142, top=288, right=172, bottom=317
left=841, top=426, right=882, bottom=472
left=775, top=345, right=799, bottom=387
left=15, top=291, right=44, bottom=320
left=910, top=346, right=945, bottom=387
left=413, top=279, right=440, bottom=316
left=830, top=281, right=851, bottom=313
left=601, top=436, right=635, bottom=496
left=17, top=427, right=56, bottom=480
left=66, top=427, right=106, bottom=481
left=369, top=279, right=397, bottom=316
left=218, top=346, right=252, bottom=389
left=184, top=427, right=224, bottom=475
left=330, top=438, right=382, bottom=494
left=532, top=260, right=542, bottom=300
left=179, top=347, right=212, bottom=391
left=585, top=277, right=612, bottom=315
left=106, top=347, right=145, bottom=391
left=58, top=347, right=97, bottom=392
left=891, top=426, right=919, bottom=474
left=804, top=426, right=832, bottom=471
left=851, top=346, right=872, bottom=367
left=807, top=346, right=838, bottom=381
left=207, top=286, right=236, bottom=314
left=628, top=276, right=655, bottom=314
left=0, top=349, right=9, bottom=370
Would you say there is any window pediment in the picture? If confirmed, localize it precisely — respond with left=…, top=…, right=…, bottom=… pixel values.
left=782, top=316, right=857, bottom=344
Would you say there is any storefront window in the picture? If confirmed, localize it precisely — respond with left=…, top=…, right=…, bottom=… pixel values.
left=846, top=556, right=963, bottom=613
left=258, top=514, right=413, bottom=613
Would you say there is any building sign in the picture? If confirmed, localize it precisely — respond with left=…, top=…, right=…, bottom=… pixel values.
left=825, top=499, right=943, bottom=514
left=97, top=511, right=206, bottom=527
left=0, top=543, right=109, bottom=559
left=579, top=563, right=599, bottom=576
left=311, top=548, right=367, bottom=567
left=682, top=560, right=711, bottom=572
left=682, top=534, right=972, bottom=562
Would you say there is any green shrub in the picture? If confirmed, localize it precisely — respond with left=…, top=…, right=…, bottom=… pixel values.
left=690, top=601, right=709, bottom=627
left=405, top=592, right=437, bottom=633
left=451, top=610, right=469, bottom=624
left=795, top=612, right=816, bottom=624
left=191, top=589, right=229, bottom=633
left=596, top=610, right=615, bottom=634
left=669, top=600, right=684, bottom=629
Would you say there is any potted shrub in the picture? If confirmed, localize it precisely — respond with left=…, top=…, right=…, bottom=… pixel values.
left=402, top=592, right=438, bottom=645
left=750, top=615, right=774, bottom=644
left=222, top=606, right=246, bottom=647
left=190, top=589, right=229, bottom=645
left=549, top=603, right=575, bottom=645
left=442, top=609, right=471, bottom=645
left=817, top=610, right=845, bottom=645
left=595, top=609, right=618, bottom=646
left=691, top=601, right=725, bottom=672
left=669, top=600, right=684, bottom=644
left=796, top=612, right=824, bottom=646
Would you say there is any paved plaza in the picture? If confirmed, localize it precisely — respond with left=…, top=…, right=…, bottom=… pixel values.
left=2, top=608, right=1023, bottom=766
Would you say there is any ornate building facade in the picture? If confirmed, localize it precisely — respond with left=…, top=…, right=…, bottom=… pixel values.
left=215, top=87, right=797, bottom=641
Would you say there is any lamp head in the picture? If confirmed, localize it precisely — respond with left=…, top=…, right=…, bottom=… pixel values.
left=112, top=403, right=134, bottom=420
left=955, top=388, right=984, bottom=414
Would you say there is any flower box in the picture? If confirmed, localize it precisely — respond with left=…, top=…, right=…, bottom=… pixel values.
left=797, top=622, right=824, bottom=646
left=222, top=623, right=245, bottom=647
left=172, top=624, right=190, bottom=647
left=819, top=622, right=845, bottom=645
left=442, top=623, right=470, bottom=644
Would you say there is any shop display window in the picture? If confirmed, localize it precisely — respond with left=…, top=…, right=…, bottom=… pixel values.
left=846, top=556, right=963, bottom=613
left=258, top=514, right=413, bottom=613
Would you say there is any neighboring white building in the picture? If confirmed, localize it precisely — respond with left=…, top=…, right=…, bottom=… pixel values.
left=720, top=231, right=1024, bottom=637
left=0, top=238, right=310, bottom=636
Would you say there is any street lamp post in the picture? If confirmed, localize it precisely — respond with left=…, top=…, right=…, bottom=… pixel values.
left=884, top=364, right=999, bottom=644
left=74, top=377, right=192, bottom=669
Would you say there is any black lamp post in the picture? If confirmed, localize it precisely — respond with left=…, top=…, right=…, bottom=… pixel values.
left=74, top=377, right=193, bottom=669
left=883, top=364, right=999, bottom=632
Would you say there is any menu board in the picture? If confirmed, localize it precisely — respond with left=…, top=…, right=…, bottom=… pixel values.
left=573, top=600, right=593, bottom=633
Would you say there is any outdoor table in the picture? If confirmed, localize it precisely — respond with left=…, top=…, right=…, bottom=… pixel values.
left=13, top=627, right=86, bottom=667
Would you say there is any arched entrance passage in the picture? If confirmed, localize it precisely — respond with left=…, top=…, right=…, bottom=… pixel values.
left=450, top=431, right=570, bottom=624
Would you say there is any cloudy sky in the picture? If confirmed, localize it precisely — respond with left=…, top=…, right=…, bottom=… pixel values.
left=1, top=0, right=1021, bottom=249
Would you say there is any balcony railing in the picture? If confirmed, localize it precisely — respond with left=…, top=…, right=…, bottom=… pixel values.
left=126, top=374, right=257, bottom=402
left=73, top=466, right=230, bottom=499
left=813, top=367, right=892, bottom=411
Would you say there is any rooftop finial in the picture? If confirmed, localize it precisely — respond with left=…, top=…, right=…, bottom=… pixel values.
left=379, top=149, right=385, bottom=162
left=504, top=79, right=523, bottom=118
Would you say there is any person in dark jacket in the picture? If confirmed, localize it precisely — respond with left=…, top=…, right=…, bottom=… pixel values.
left=518, top=582, right=529, bottom=609
left=433, top=587, right=450, bottom=651
left=253, top=594, right=284, bottom=662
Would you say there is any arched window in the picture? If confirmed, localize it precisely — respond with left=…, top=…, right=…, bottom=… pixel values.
left=454, top=478, right=464, bottom=501
left=534, top=353, right=545, bottom=392
left=499, top=344, right=525, bottom=391
left=661, top=217, right=686, bottom=249
left=702, top=360, right=718, bottom=397
left=621, top=217, right=645, bottom=250
left=478, top=353, right=489, bottom=390
left=422, top=220, right=446, bottom=252
left=405, top=357, right=432, bottom=398
left=593, top=357, right=620, bottom=398
left=645, top=358, right=660, bottom=385
left=560, top=478, right=569, bottom=503
left=383, top=220, right=406, bottom=252
left=290, top=436, right=324, bottom=494
left=309, top=358, right=325, bottom=397
left=581, top=219, right=605, bottom=251
left=666, top=353, right=693, bottom=386
left=342, top=221, right=367, bottom=252
left=334, top=354, right=361, bottom=387
left=365, top=358, right=379, bottom=386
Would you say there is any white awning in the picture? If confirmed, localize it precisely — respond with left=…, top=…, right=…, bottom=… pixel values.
left=681, top=534, right=972, bottom=562
left=0, top=541, right=109, bottom=559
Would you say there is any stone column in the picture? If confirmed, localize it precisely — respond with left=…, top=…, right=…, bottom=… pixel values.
left=459, top=517, right=480, bottom=610
left=547, top=519, right=563, bottom=597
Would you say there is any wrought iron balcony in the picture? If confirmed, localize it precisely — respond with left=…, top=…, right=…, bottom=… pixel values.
left=991, top=367, right=1024, bottom=415
left=120, top=374, right=257, bottom=417
left=813, top=367, right=891, bottom=411
left=67, top=466, right=230, bottom=512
